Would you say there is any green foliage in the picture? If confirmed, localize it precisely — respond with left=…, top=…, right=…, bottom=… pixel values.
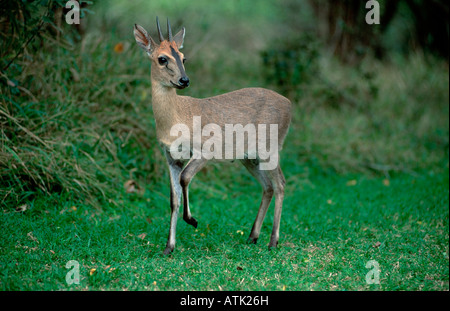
left=290, top=53, right=449, bottom=176
left=0, top=28, right=161, bottom=207
left=0, top=0, right=93, bottom=70
left=261, top=33, right=320, bottom=101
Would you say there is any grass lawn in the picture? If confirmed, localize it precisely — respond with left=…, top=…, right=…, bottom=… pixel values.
left=1, top=166, right=448, bottom=291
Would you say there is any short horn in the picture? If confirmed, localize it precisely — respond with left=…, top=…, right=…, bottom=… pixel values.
left=167, top=18, right=173, bottom=42
left=156, top=16, right=164, bottom=42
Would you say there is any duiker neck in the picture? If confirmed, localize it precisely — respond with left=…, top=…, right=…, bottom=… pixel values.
left=150, top=72, right=187, bottom=145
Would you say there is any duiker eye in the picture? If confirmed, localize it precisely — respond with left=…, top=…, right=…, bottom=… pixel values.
left=158, top=57, right=168, bottom=65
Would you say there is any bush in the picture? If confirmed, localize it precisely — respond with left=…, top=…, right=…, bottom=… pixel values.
left=261, top=33, right=320, bottom=102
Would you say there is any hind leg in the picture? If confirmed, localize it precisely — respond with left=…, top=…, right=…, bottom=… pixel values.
left=268, top=164, right=285, bottom=249
left=241, top=159, right=274, bottom=244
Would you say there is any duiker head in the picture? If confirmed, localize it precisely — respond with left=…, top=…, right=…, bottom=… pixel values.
left=134, top=17, right=189, bottom=89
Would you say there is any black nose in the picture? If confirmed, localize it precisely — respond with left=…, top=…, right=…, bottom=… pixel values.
left=179, top=77, right=190, bottom=87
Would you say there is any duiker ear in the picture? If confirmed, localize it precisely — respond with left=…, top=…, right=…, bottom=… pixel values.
left=134, top=24, right=157, bottom=53
left=173, top=27, right=185, bottom=49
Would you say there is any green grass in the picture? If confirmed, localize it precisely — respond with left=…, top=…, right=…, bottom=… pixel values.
left=1, top=0, right=448, bottom=291
left=1, top=168, right=448, bottom=290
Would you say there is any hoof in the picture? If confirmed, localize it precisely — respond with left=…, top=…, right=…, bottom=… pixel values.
left=184, top=216, right=198, bottom=228
left=163, top=246, right=174, bottom=255
left=246, top=237, right=258, bottom=244
left=268, top=241, right=278, bottom=250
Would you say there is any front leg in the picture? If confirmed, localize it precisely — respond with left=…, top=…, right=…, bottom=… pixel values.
left=163, top=149, right=184, bottom=255
left=179, top=157, right=208, bottom=229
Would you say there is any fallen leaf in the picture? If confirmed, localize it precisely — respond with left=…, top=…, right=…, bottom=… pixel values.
left=114, top=42, right=124, bottom=53
left=124, top=180, right=141, bottom=194
left=15, top=204, right=27, bottom=212
left=124, top=180, right=136, bottom=193
left=327, top=199, right=333, bottom=205
left=104, top=265, right=116, bottom=273
left=383, top=179, right=390, bottom=186
left=346, top=179, right=357, bottom=186
left=373, top=241, right=382, bottom=248
left=27, top=231, right=38, bottom=243
left=138, top=233, right=147, bottom=240
left=89, top=268, right=96, bottom=275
